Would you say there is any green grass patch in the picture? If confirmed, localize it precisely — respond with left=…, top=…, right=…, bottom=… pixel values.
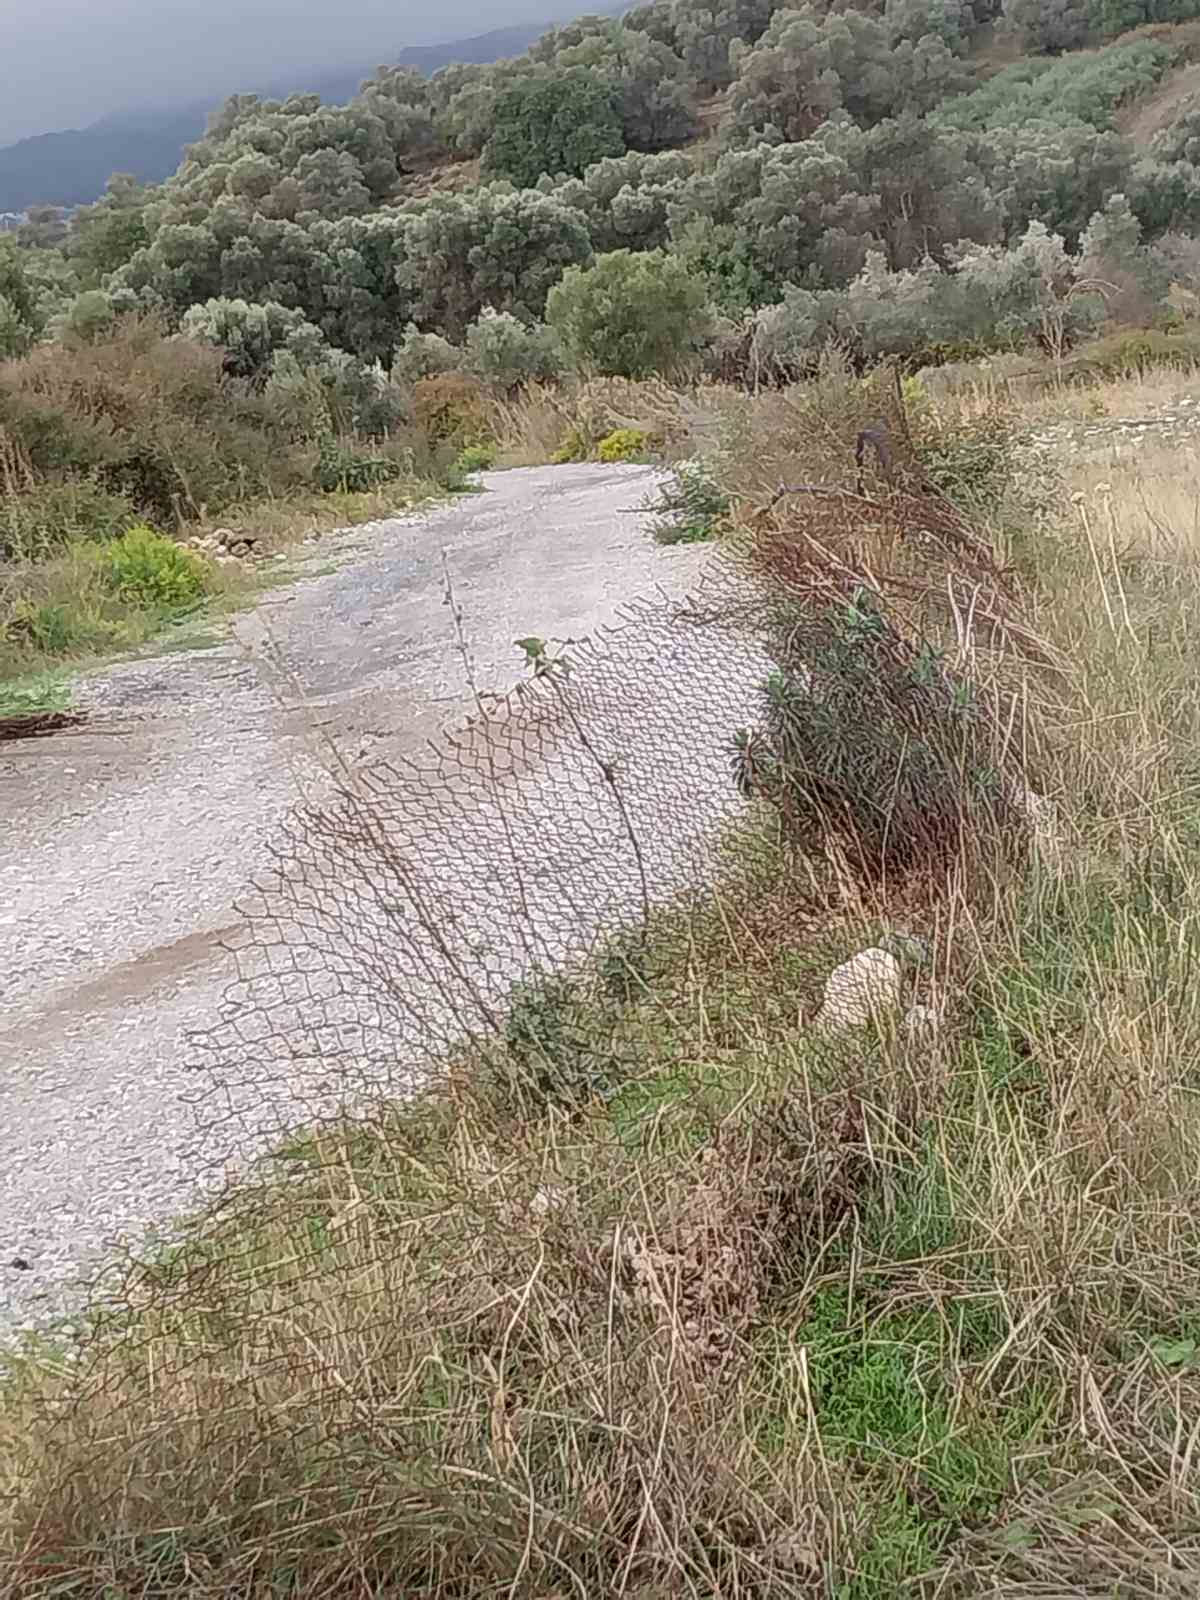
left=648, top=455, right=731, bottom=544
left=0, top=666, right=72, bottom=718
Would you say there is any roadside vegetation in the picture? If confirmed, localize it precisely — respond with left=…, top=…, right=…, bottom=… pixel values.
left=0, top=319, right=476, bottom=706
left=8, top=2, right=1200, bottom=1588
left=4, top=351, right=1200, bottom=1594
left=11, top=6, right=1200, bottom=705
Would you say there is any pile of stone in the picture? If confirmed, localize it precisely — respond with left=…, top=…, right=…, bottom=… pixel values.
left=185, top=527, right=267, bottom=565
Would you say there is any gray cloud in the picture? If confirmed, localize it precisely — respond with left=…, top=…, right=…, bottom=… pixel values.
left=0, top=0, right=552, bottom=144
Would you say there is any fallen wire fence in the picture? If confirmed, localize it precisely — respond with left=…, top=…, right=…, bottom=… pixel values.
left=184, top=560, right=780, bottom=1165
left=1, top=379, right=1078, bottom=1600
left=171, top=364, right=1060, bottom=1188
left=0, top=377, right=1027, bottom=1334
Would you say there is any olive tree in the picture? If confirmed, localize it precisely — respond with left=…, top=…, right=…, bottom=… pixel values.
left=1001, top=0, right=1092, bottom=52
left=396, top=188, right=594, bottom=340
left=464, top=307, right=564, bottom=388
left=180, top=296, right=327, bottom=379
left=545, top=247, right=712, bottom=375
left=484, top=69, right=625, bottom=187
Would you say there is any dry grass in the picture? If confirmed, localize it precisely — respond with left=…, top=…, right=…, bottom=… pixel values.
left=490, top=375, right=734, bottom=467
left=1014, top=363, right=1200, bottom=423
left=1064, top=438, right=1200, bottom=561
left=916, top=350, right=1200, bottom=425
left=188, top=479, right=431, bottom=551
left=6, top=365, right=1200, bottom=1597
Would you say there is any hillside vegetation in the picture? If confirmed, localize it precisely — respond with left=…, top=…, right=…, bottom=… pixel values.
left=10, top=0, right=1200, bottom=389
left=9, top=1, right=1200, bottom=1593
left=3, top=0, right=1200, bottom=666
left=0, top=19, right=605, bottom=213
left=6, top=359, right=1200, bottom=1594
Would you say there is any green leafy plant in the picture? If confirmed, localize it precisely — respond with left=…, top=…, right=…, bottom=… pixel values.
left=455, top=441, right=498, bottom=475
left=648, top=456, right=730, bottom=544
left=489, top=969, right=625, bottom=1115
left=0, top=668, right=71, bottom=718
left=101, top=524, right=208, bottom=609
left=464, top=308, right=563, bottom=391
left=913, top=410, right=1021, bottom=518
left=597, top=427, right=648, bottom=463
left=731, top=590, right=1019, bottom=884
left=314, top=437, right=402, bottom=495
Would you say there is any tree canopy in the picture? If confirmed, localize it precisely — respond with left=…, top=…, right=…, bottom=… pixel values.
left=10, top=0, right=1200, bottom=383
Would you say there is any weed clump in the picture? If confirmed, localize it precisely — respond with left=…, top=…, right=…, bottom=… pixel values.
left=649, top=456, right=730, bottom=544
left=912, top=406, right=1023, bottom=518
left=454, top=440, right=497, bottom=475
left=733, top=588, right=1024, bottom=887
left=482, top=960, right=644, bottom=1117
left=412, top=372, right=491, bottom=447
left=0, top=464, right=138, bottom=562
left=313, top=436, right=403, bottom=495
left=597, top=425, right=648, bottom=462
left=101, top=524, right=208, bottom=609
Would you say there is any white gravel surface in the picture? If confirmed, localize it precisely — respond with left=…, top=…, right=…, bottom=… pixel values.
left=1, top=463, right=761, bottom=1340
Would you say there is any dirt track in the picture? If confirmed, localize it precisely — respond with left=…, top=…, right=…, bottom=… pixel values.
left=0, top=464, right=717, bottom=1335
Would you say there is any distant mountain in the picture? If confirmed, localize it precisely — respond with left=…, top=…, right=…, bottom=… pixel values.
left=0, top=17, right=588, bottom=214
left=0, top=115, right=210, bottom=214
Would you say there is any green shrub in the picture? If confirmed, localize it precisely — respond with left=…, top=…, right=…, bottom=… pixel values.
left=912, top=410, right=1021, bottom=518
left=546, top=249, right=713, bottom=379
left=598, top=427, right=648, bottom=463
left=391, top=324, right=464, bottom=385
left=101, top=524, right=208, bottom=609
left=5, top=598, right=124, bottom=656
left=934, top=37, right=1175, bottom=132
left=731, top=589, right=1022, bottom=885
left=455, top=441, right=498, bottom=475
left=649, top=456, right=730, bottom=544
left=181, top=297, right=326, bottom=381
left=61, top=289, right=118, bottom=345
left=899, top=374, right=934, bottom=420
left=314, top=437, right=403, bottom=494
left=464, top=309, right=563, bottom=391
left=488, top=969, right=628, bottom=1116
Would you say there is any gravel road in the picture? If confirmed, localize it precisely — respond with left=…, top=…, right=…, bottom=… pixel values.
left=0, top=464, right=723, bottom=1338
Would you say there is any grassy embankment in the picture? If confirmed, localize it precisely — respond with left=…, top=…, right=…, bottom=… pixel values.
left=4, top=355, right=1200, bottom=1595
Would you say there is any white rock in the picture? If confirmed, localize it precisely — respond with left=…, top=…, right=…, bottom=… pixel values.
left=814, top=947, right=901, bottom=1031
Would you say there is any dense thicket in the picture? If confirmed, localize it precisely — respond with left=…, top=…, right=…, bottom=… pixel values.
left=8, top=0, right=1200, bottom=386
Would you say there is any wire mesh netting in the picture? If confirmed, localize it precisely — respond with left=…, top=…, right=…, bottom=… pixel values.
left=183, top=371, right=1059, bottom=1177
left=185, top=562, right=781, bottom=1165
left=0, top=386, right=1078, bottom=1600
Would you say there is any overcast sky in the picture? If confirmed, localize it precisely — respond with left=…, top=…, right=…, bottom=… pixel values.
left=0, top=0, right=547, bottom=144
